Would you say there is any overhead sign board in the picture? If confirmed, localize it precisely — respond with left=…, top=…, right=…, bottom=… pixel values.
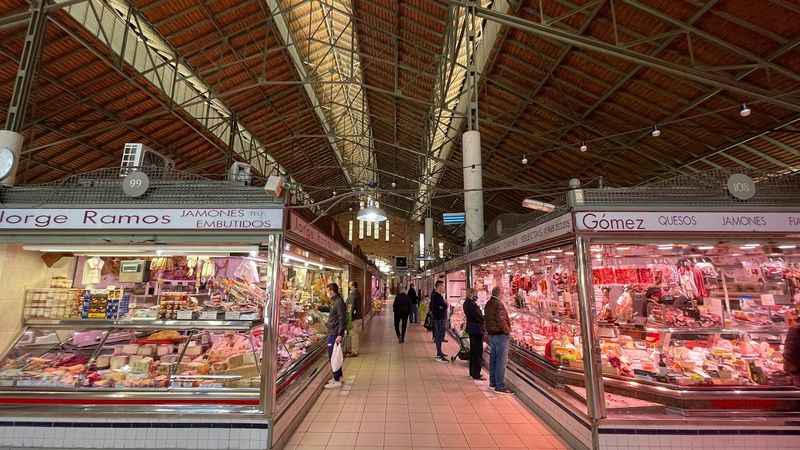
left=0, top=208, right=282, bottom=231
left=466, top=214, right=573, bottom=263
left=442, top=212, right=465, bottom=225
left=288, top=212, right=360, bottom=266
left=575, top=211, right=800, bottom=233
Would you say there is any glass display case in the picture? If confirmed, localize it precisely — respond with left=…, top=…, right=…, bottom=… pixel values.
left=277, top=248, right=346, bottom=381
left=0, top=244, right=278, bottom=399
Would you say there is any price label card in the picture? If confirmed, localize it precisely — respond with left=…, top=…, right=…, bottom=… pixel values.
left=200, top=311, right=218, bottom=320
left=224, top=311, right=241, bottom=321
left=176, top=310, right=193, bottom=320
left=760, top=294, right=776, bottom=306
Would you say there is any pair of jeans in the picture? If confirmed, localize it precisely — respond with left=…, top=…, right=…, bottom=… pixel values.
left=468, top=333, right=484, bottom=379
left=489, top=334, right=509, bottom=389
left=433, top=319, right=446, bottom=357
left=394, top=314, right=408, bottom=341
left=410, top=304, right=419, bottom=323
left=326, top=335, right=343, bottom=381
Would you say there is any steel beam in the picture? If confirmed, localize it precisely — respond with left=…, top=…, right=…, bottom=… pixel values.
left=464, top=1, right=800, bottom=112
left=5, top=0, right=47, bottom=131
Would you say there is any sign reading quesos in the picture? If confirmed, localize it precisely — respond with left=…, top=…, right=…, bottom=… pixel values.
left=0, top=208, right=283, bottom=230
left=576, top=211, right=800, bottom=232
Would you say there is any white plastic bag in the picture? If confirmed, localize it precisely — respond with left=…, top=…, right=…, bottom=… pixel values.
left=331, top=342, right=344, bottom=372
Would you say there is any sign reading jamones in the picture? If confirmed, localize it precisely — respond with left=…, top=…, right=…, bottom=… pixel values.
left=576, top=211, right=800, bottom=233
left=0, top=208, right=283, bottom=231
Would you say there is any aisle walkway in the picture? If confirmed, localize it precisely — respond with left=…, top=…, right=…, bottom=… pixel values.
left=286, top=309, right=569, bottom=450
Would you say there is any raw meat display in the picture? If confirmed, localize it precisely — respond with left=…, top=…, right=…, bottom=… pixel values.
left=473, top=242, right=798, bottom=389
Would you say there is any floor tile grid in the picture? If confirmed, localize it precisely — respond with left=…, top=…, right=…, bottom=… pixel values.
left=286, top=305, right=568, bottom=450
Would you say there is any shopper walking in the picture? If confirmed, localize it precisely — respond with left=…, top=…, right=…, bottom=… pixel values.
left=408, top=284, right=419, bottom=323
left=393, top=290, right=412, bottom=343
left=324, top=283, right=347, bottom=389
left=431, top=280, right=449, bottom=362
left=485, top=287, right=512, bottom=393
left=463, top=288, right=485, bottom=380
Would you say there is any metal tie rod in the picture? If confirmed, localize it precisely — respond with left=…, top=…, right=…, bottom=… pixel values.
left=452, top=1, right=800, bottom=113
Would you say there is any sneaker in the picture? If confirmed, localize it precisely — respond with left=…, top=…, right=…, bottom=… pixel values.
left=436, top=356, right=449, bottom=363
left=494, top=387, right=513, bottom=395
left=324, top=380, right=342, bottom=389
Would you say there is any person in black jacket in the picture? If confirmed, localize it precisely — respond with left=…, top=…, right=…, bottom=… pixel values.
left=408, top=284, right=419, bottom=324
left=431, top=280, right=449, bottom=362
left=463, top=288, right=485, bottom=380
left=393, top=291, right=412, bottom=343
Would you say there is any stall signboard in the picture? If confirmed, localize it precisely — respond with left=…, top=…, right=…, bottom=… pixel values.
left=466, top=214, right=573, bottom=263
left=575, top=211, right=800, bottom=233
left=288, top=212, right=360, bottom=266
left=0, top=207, right=283, bottom=230
left=444, top=255, right=465, bottom=272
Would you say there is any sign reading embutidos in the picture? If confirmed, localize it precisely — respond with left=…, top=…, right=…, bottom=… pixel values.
left=576, top=211, right=800, bottom=233
left=0, top=208, right=283, bottom=230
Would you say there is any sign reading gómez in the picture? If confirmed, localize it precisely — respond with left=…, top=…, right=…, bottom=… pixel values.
left=0, top=208, right=283, bottom=230
left=576, top=211, right=800, bottom=233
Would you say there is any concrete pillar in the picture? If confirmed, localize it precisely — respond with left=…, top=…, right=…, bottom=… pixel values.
left=424, top=217, right=434, bottom=257
left=0, top=131, right=23, bottom=186
left=462, top=130, right=484, bottom=245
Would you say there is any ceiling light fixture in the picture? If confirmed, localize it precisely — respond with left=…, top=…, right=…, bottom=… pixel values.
left=651, top=125, right=661, bottom=137
left=522, top=199, right=555, bottom=212
left=521, top=154, right=528, bottom=165
left=391, top=181, right=396, bottom=188
left=778, top=244, right=797, bottom=249
left=739, top=103, right=751, bottom=117
left=357, top=197, right=387, bottom=222
left=579, top=142, right=588, bottom=152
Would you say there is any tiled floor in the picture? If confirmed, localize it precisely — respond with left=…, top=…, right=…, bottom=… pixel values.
left=285, top=307, right=569, bottom=450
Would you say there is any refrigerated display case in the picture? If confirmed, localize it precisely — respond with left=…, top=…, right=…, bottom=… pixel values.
left=0, top=174, right=363, bottom=450
left=457, top=174, right=800, bottom=450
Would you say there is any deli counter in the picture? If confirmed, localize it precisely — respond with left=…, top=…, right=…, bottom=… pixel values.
left=0, top=176, right=356, bottom=450
left=455, top=175, right=800, bottom=450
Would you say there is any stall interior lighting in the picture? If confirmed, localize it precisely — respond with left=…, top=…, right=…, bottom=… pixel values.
left=281, top=253, right=343, bottom=271
left=590, top=246, right=603, bottom=253
left=656, top=245, right=674, bottom=250
left=697, top=245, right=715, bottom=250
left=22, top=245, right=258, bottom=257
left=778, top=245, right=797, bottom=249
left=616, top=247, right=630, bottom=251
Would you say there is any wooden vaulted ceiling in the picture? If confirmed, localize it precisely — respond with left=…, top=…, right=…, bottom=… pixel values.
left=2, top=0, right=800, bottom=235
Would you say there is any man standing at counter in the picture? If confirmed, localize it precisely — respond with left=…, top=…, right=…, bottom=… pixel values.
left=325, top=283, right=347, bottom=389
left=485, top=287, right=513, bottom=394
left=431, top=281, right=449, bottom=363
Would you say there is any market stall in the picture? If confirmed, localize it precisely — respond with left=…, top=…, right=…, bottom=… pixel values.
left=0, top=173, right=346, bottom=450
left=459, top=175, right=800, bottom=450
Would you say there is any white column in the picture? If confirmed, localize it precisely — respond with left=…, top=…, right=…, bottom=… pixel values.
left=424, top=217, right=434, bottom=257
left=0, top=131, right=23, bottom=186
left=462, top=130, right=484, bottom=246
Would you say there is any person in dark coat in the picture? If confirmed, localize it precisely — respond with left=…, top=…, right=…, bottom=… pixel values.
left=431, top=280, right=449, bottom=362
left=784, top=315, right=800, bottom=386
left=408, top=284, right=419, bottom=323
left=393, top=291, right=412, bottom=343
left=463, top=288, right=485, bottom=380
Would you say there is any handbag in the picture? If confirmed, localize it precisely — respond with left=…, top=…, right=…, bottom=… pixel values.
left=423, top=312, right=433, bottom=331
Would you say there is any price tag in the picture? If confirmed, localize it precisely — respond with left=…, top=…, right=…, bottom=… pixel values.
left=760, top=294, right=775, bottom=306
left=224, top=311, right=241, bottom=321
left=176, top=310, right=193, bottom=320
left=199, top=311, right=218, bottom=320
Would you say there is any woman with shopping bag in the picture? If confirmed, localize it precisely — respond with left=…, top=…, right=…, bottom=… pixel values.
left=324, top=283, right=347, bottom=389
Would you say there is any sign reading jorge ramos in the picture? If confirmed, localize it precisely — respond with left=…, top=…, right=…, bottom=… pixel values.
left=0, top=208, right=283, bottom=230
